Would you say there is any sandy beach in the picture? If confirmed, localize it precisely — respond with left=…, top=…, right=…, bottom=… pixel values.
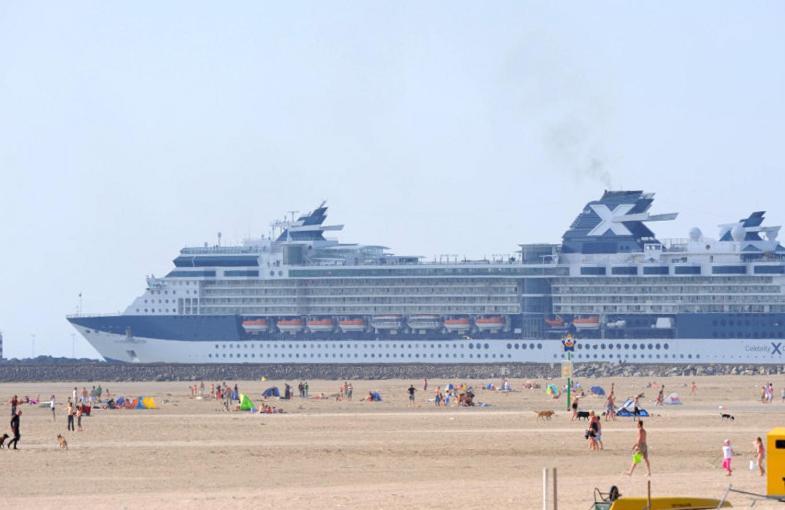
left=0, top=375, right=782, bottom=509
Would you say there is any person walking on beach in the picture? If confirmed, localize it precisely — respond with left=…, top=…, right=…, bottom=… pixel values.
left=754, top=437, right=766, bottom=476
left=347, top=383, right=353, bottom=401
left=66, top=399, right=75, bottom=431
left=690, top=381, right=697, bottom=395
left=8, top=410, right=21, bottom=449
left=571, top=395, right=581, bottom=421
left=626, top=420, right=651, bottom=476
left=605, top=391, right=616, bottom=421
left=722, top=439, right=734, bottom=476
left=50, top=395, right=56, bottom=421
left=423, top=378, right=428, bottom=391
left=407, top=385, right=416, bottom=407
left=656, top=386, right=665, bottom=406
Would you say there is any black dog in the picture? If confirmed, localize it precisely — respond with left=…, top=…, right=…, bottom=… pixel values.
left=576, top=411, right=591, bottom=420
left=0, top=433, right=8, bottom=448
left=721, top=413, right=735, bottom=421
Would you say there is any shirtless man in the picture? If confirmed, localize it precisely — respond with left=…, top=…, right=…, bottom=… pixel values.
left=627, top=420, right=651, bottom=476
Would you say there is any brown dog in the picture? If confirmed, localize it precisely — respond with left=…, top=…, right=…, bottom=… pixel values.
left=57, top=434, right=68, bottom=450
left=535, top=410, right=556, bottom=421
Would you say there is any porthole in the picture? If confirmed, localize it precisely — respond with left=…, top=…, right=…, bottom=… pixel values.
left=537, top=344, right=542, bottom=349
left=506, top=343, right=512, bottom=349
left=484, top=343, right=489, bottom=349
left=514, top=343, right=520, bottom=349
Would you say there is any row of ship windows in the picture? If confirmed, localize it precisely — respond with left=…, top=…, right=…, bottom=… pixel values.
left=207, top=352, right=515, bottom=359
left=203, top=351, right=699, bottom=361
left=557, top=353, right=699, bottom=360
left=201, top=288, right=519, bottom=296
left=203, top=278, right=524, bottom=288
left=713, top=331, right=785, bottom=339
left=572, top=342, right=670, bottom=351
left=553, top=296, right=785, bottom=304
left=553, top=286, right=778, bottom=294
left=213, top=342, right=545, bottom=350
left=555, top=277, right=773, bottom=285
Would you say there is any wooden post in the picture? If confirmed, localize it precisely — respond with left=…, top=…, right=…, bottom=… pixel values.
left=647, top=479, right=652, bottom=510
left=552, top=467, right=558, bottom=510
left=543, top=467, right=549, bottom=510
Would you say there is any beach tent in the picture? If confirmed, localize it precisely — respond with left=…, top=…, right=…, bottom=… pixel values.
left=546, top=384, right=560, bottom=398
left=115, top=396, right=126, bottom=406
left=239, top=394, right=256, bottom=411
left=262, top=387, right=280, bottom=398
left=616, top=398, right=650, bottom=417
left=484, top=383, right=494, bottom=390
left=134, top=396, right=157, bottom=409
left=370, top=391, right=382, bottom=402
left=591, top=386, right=606, bottom=396
left=445, top=384, right=455, bottom=391
left=664, top=392, right=682, bottom=405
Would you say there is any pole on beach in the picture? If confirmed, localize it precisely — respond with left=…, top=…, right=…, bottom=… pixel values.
left=566, top=351, right=572, bottom=412
left=542, top=467, right=558, bottom=510
left=646, top=479, right=652, bottom=510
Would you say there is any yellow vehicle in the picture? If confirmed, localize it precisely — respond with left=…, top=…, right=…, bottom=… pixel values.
left=594, top=498, right=731, bottom=509
left=591, top=487, right=732, bottom=509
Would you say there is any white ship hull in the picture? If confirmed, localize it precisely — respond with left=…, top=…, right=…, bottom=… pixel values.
left=71, top=324, right=785, bottom=364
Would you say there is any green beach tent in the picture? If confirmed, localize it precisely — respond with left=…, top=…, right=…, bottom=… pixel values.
left=239, top=393, right=256, bottom=411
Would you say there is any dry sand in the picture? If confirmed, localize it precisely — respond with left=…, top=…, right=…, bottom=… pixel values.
left=0, top=375, right=781, bottom=509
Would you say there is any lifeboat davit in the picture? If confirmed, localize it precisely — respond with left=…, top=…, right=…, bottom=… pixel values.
left=277, top=318, right=305, bottom=334
left=573, top=316, right=600, bottom=330
left=444, top=317, right=471, bottom=332
left=407, top=314, right=442, bottom=330
left=307, top=318, right=334, bottom=333
left=338, top=318, right=366, bottom=332
left=371, top=315, right=403, bottom=331
left=475, top=316, right=505, bottom=332
left=242, top=319, right=269, bottom=334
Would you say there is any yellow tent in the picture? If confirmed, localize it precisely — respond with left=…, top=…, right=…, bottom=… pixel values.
left=141, top=397, right=157, bottom=409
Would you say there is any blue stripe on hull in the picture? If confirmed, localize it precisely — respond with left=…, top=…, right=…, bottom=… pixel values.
left=68, top=315, right=243, bottom=341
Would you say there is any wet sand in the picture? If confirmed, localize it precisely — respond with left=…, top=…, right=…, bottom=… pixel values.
left=0, top=375, right=781, bottom=509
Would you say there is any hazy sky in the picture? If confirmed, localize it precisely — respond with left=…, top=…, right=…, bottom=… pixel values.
left=1, top=2, right=783, bottom=358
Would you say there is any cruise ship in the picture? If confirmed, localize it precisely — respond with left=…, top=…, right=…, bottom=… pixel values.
left=68, top=191, right=785, bottom=364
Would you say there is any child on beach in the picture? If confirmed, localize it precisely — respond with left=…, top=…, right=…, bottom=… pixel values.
left=722, top=439, right=734, bottom=476
left=754, top=437, right=765, bottom=476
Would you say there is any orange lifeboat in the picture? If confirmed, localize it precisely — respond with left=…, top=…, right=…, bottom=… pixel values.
left=444, top=317, right=471, bottom=332
left=277, top=318, right=305, bottom=334
left=475, top=316, right=505, bottom=332
left=307, top=318, right=334, bottom=333
left=338, top=318, right=366, bottom=333
left=545, top=316, right=565, bottom=328
left=242, top=319, right=268, bottom=334
left=573, top=316, right=600, bottom=330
